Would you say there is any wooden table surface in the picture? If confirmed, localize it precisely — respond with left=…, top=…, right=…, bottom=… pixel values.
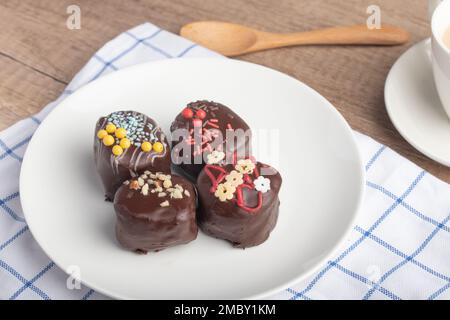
left=1, top=0, right=448, bottom=182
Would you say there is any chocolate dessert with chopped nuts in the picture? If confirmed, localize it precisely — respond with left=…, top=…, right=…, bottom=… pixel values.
left=94, top=111, right=171, bottom=201
left=114, top=170, right=197, bottom=253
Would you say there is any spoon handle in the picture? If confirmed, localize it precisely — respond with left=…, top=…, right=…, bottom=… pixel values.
left=257, top=24, right=410, bottom=49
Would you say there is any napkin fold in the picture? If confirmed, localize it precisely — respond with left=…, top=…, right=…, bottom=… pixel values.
left=0, top=23, right=449, bottom=300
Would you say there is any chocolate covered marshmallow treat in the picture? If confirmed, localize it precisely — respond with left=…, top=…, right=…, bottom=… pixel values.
left=94, top=111, right=171, bottom=200
left=114, top=171, right=197, bottom=253
left=197, top=157, right=282, bottom=248
left=170, top=100, right=252, bottom=180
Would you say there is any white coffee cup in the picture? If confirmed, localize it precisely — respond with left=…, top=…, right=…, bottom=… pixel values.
left=431, top=0, right=450, bottom=118
left=429, top=0, right=444, bottom=20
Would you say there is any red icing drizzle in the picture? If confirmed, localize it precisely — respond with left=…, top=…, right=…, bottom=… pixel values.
left=204, top=164, right=226, bottom=193
left=204, top=159, right=263, bottom=214
left=235, top=184, right=263, bottom=214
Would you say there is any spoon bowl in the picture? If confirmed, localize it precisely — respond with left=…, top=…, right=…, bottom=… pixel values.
left=181, top=21, right=258, bottom=56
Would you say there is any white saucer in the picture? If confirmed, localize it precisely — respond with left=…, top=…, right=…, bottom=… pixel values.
left=385, top=39, right=450, bottom=167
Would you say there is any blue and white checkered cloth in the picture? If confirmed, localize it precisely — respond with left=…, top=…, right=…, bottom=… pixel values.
left=1, top=23, right=449, bottom=300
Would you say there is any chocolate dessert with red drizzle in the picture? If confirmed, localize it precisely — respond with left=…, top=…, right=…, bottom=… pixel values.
left=197, top=155, right=282, bottom=248
left=170, top=100, right=252, bottom=180
left=114, top=171, right=197, bottom=253
left=94, top=111, right=171, bottom=201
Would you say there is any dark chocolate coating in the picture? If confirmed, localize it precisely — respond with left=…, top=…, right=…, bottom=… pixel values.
left=94, top=111, right=171, bottom=201
left=197, top=162, right=282, bottom=248
left=170, top=100, right=252, bottom=180
left=114, top=175, right=198, bottom=253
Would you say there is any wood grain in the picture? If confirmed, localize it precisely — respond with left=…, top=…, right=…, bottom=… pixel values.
left=1, top=0, right=449, bottom=182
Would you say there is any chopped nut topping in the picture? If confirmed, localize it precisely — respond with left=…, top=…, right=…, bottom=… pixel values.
left=158, top=174, right=170, bottom=181
left=163, top=179, right=172, bottom=189
left=129, top=180, right=139, bottom=190
left=160, top=200, right=169, bottom=207
left=128, top=171, right=189, bottom=206
left=141, top=184, right=149, bottom=196
left=171, top=189, right=183, bottom=199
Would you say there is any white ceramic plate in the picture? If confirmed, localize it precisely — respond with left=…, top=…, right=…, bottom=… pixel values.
left=385, top=39, right=450, bottom=167
left=20, top=58, right=364, bottom=299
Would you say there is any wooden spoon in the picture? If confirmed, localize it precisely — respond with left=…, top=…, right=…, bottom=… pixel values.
left=180, top=21, right=410, bottom=56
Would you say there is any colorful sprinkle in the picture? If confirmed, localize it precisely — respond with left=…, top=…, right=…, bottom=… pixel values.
left=141, top=141, right=152, bottom=152
left=182, top=108, right=194, bottom=119
left=115, top=127, right=127, bottom=139
left=103, top=111, right=160, bottom=148
left=225, top=170, right=244, bottom=187
left=214, top=183, right=236, bottom=202
left=102, top=135, right=115, bottom=146
left=105, top=123, right=116, bottom=134
left=153, top=142, right=164, bottom=153
left=235, top=159, right=255, bottom=175
left=254, top=176, right=271, bottom=193
left=196, top=109, right=206, bottom=119
left=112, top=145, right=124, bottom=156
left=120, top=138, right=131, bottom=149
left=98, top=110, right=169, bottom=159
left=97, top=129, right=108, bottom=139
left=206, top=121, right=219, bottom=129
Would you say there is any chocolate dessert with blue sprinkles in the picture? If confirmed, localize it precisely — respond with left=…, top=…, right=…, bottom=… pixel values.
left=94, top=111, right=171, bottom=201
